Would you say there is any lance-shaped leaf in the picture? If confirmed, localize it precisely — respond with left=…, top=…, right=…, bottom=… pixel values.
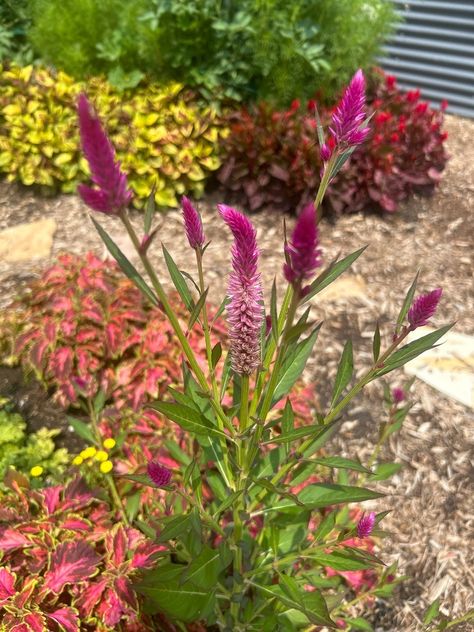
left=373, top=322, right=381, bottom=362
left=162, top=245, right=194, bottom=312
left=144, top=183, right=157, bottom=234
left=91, top=217, right=158, bottom=306
left=44, top=540, right=100, bottom=593
left=331, top=339, right=353, bottom=405
left=270, top=324, right=322, bottom=407
left=303, top=246, right=367, bottom=303
left=396, top=272, right=419, bottom=328
left=306, top=456, right=371, bottom=474
left=148, top=401, right=230, bottom=441
left=374, top=324, right=453, bottom=377
left=270, top=279, right=278, bottom=343
left=180, top=545, right=232, bottom=589
left=67, top=416, right=96, bottom=445
left=188, top=288, right=209, bottom=329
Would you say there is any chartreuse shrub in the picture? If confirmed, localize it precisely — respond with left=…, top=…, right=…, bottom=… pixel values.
left=0, top=64, right=226, bottom=206
left=28, top=0, right=396, bottom=103
left=0, top=396, right=68, bottom=486
left=218, top=70, right=449, bottom=214
left=55, top=70, right=450, bottom=629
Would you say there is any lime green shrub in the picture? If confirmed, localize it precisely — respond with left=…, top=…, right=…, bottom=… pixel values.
left=0, top=397, right=68, bottom=485
left=0, top=64, right=227, bottom=206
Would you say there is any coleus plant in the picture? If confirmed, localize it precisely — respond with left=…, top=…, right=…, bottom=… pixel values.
left=75, top=72, right=451, bottom=630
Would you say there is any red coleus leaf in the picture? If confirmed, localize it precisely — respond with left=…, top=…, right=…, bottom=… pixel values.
left=0, top=567, right=16, bottom=602
left=46, top=607, right=80, bottom=632
left=0, top=528, right=31, bottom=551
left=42, top=486, right=61, bottom=515
left=105, top=524, right=127, bottom=566
left=51, top=347, right=73, bottom=380
left=23, top=613, right=46, bottom=632
left=44, top=540, right=101, bottom=593
left=105, top=323, right=122, bottom=355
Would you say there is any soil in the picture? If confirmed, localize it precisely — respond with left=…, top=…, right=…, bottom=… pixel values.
left=0, top=113, right=473, bottom=630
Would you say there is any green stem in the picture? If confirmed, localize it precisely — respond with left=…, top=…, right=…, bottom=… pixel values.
left=88, top=401, right=129, bottom=525
left=195, top=248, right=219, bottom=400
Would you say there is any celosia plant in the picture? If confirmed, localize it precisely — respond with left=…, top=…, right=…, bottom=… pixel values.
left=74, top=71, right=451, bottom=629
left=218, top=69, right=448, bottom=214
left=0, top=63, right=227, bottom=207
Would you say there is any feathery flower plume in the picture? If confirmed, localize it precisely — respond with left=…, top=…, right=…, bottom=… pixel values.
left=392, top=387, right=405, bottom=404
left=147, top=461, right=172, bottom=488
left=77, top=93, right=132, bottom=215
left=330, top=69, right=370, bottom=148
left=219, top=204, right=263, bottom=375
left=181, top=196, right=205, bottom=249
left=357, top=512, right=376, bottom=539
left=407, top=288, right=443, bottom=330
left=284, top=203, right=322, bottom=293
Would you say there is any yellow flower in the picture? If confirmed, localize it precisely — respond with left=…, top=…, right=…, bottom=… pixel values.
left=103, top=438, right=116, bottom=450
left=80, top=446, right=97, bottom=459
left=94, top=450, right=109, bottom=462
left=30, top=465, right=44, bottom=477
left=72, top=455, right=83, bottom=466
left=100, top=460, right=113, bottom=474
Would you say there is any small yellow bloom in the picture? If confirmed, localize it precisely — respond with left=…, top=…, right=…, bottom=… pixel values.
left=94, top=450, right=109, bottom=462
left=80, top=446, right=97, bottom=459
left=30, top=465, right=44, bottom=477
left=72, top=455, right=83, bottom=466
left=100, top=460, right=113, bottom=474
left=103, top=438, right=116, bottom=450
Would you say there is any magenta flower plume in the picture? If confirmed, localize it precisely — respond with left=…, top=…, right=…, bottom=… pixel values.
left=392, top=387, right=405, bottom=404
left=284, top=203, right=322, bottom=292
left=147, top=461, right=172, bottom=488
left=330, top=69, right=370, bottom=148
left=77, top=93, right=132, bottom=215
left=408, top=288, right=443, bottom=330
left=219, top=204, right=263, bottom=375
left=357, top=512, right=376, bottom=539
left=181, top=196, right=205, bottom=249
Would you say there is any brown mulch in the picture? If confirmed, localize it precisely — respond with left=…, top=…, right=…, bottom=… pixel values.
left=0, top=114, right=473, bottom=630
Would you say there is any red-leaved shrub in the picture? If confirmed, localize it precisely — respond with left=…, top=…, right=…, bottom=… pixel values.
left=218, top=70, right=448, bottom=214
left=0, top=472, right=162, bottom=631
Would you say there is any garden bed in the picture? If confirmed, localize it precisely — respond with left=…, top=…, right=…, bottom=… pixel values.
left=0, top=113, right=473, bottom=630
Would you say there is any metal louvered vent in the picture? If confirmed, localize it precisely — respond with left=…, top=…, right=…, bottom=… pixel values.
left=380, top=0, right=474, bottom=118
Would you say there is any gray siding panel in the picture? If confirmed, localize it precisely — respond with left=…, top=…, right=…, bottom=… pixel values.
left=380, top=0, right=474, bottom=118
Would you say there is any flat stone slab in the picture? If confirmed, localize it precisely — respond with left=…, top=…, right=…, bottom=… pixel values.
left=0, top=219, right=56, bottom=262
left=404, top=326, right=474, bottom=409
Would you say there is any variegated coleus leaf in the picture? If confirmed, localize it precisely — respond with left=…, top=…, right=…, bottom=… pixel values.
left=46, top=607, right=80, bottom=632
left=44, top=540, right=101, bottom=593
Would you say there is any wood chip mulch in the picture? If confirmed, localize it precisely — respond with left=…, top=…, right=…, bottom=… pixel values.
left=0, top=114, right=473, bottom=630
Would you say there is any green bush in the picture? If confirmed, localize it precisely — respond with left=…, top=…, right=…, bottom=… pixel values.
left=0, top=64, right=226, bottom=206
left=28, top=0, right=396, bottom=103
left=0, top=0, right=34, bottom=64
left=0, top=396, right=69, bottom=485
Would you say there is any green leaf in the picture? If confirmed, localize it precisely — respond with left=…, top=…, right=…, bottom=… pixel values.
left=313, top=511, right=337, bottom=541
left=67, top=416, right=96, bottom=445
left=211, top=342, right=222, bottom=369
left=157, top=514, right=194, bottom=543
left=423, top=599, right=441, bottom=625
left=213, top=490, right=244, bottom=518
left=270, top=279, right=278, bottom=343
left=188, top=287, right=208, bottom=329
left=163, top=439, right=191, bottom=465
left=307, top=549, right=377, bottom=571
left=126, top=492, right=141, bottom=522
left=369, top=462, right=402, bottom=481
left=375, top=324, right=453, bottom=377
left=331, top=340, right=353, bottom=405
left=137, top=565, right=215, bottom=622
left=211, top=295, right=229, bottom=326
left=91, top=217, right=158, bottom=306
left=270, top=324, right=322, bottom=407
left=397, top=272, right=419, bottom=328
left=298, top=483, right=383, bottom=509
left=309, top=456, right=371, bottom=474
left=220, top=349, right=232, bottom=400
left=331, top=146, right=356, bottom=178
left=266, top=419, right=337, bottom=446
left=181, top=545, right=230, bottom=589
left=148, top=401, right=229, bottom=441
left=373, top=322, right=381, bottom=362
left=345, top=617, right=374, bottom=631
left=144, top=183, right=157, bottom=234
left=162, top=245, right=194, bottom=312
left=93, top=389, right=106, bottom=416
left=303, top=246, right=367, bottom=303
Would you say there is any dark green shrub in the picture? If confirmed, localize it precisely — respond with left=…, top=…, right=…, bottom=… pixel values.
left=28, top=0, right=397, bottom=103
left=0, top=0, right=34, bottom=63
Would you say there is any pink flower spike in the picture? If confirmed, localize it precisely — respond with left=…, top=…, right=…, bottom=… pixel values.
left=392, top=387, right=405, bottom=404
left=284, top=203, right=322, bottom=292
left=77, top=93, right=132, bottom=215
left=408, top=288, right=443, bottom=330
left=330, top=69, right=370, bottom=148
left=357, top=512, right=376, bottom=538
left=147, top=461, right=172, bottom=488
left=219, top=204, right=263, bottom=375
left=181, top=196, right=205, bottom=249
left=320, top=143, right=332, bottom=162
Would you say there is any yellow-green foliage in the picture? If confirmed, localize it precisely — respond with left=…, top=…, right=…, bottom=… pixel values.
left=0, top=64, right=228, bottom=207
